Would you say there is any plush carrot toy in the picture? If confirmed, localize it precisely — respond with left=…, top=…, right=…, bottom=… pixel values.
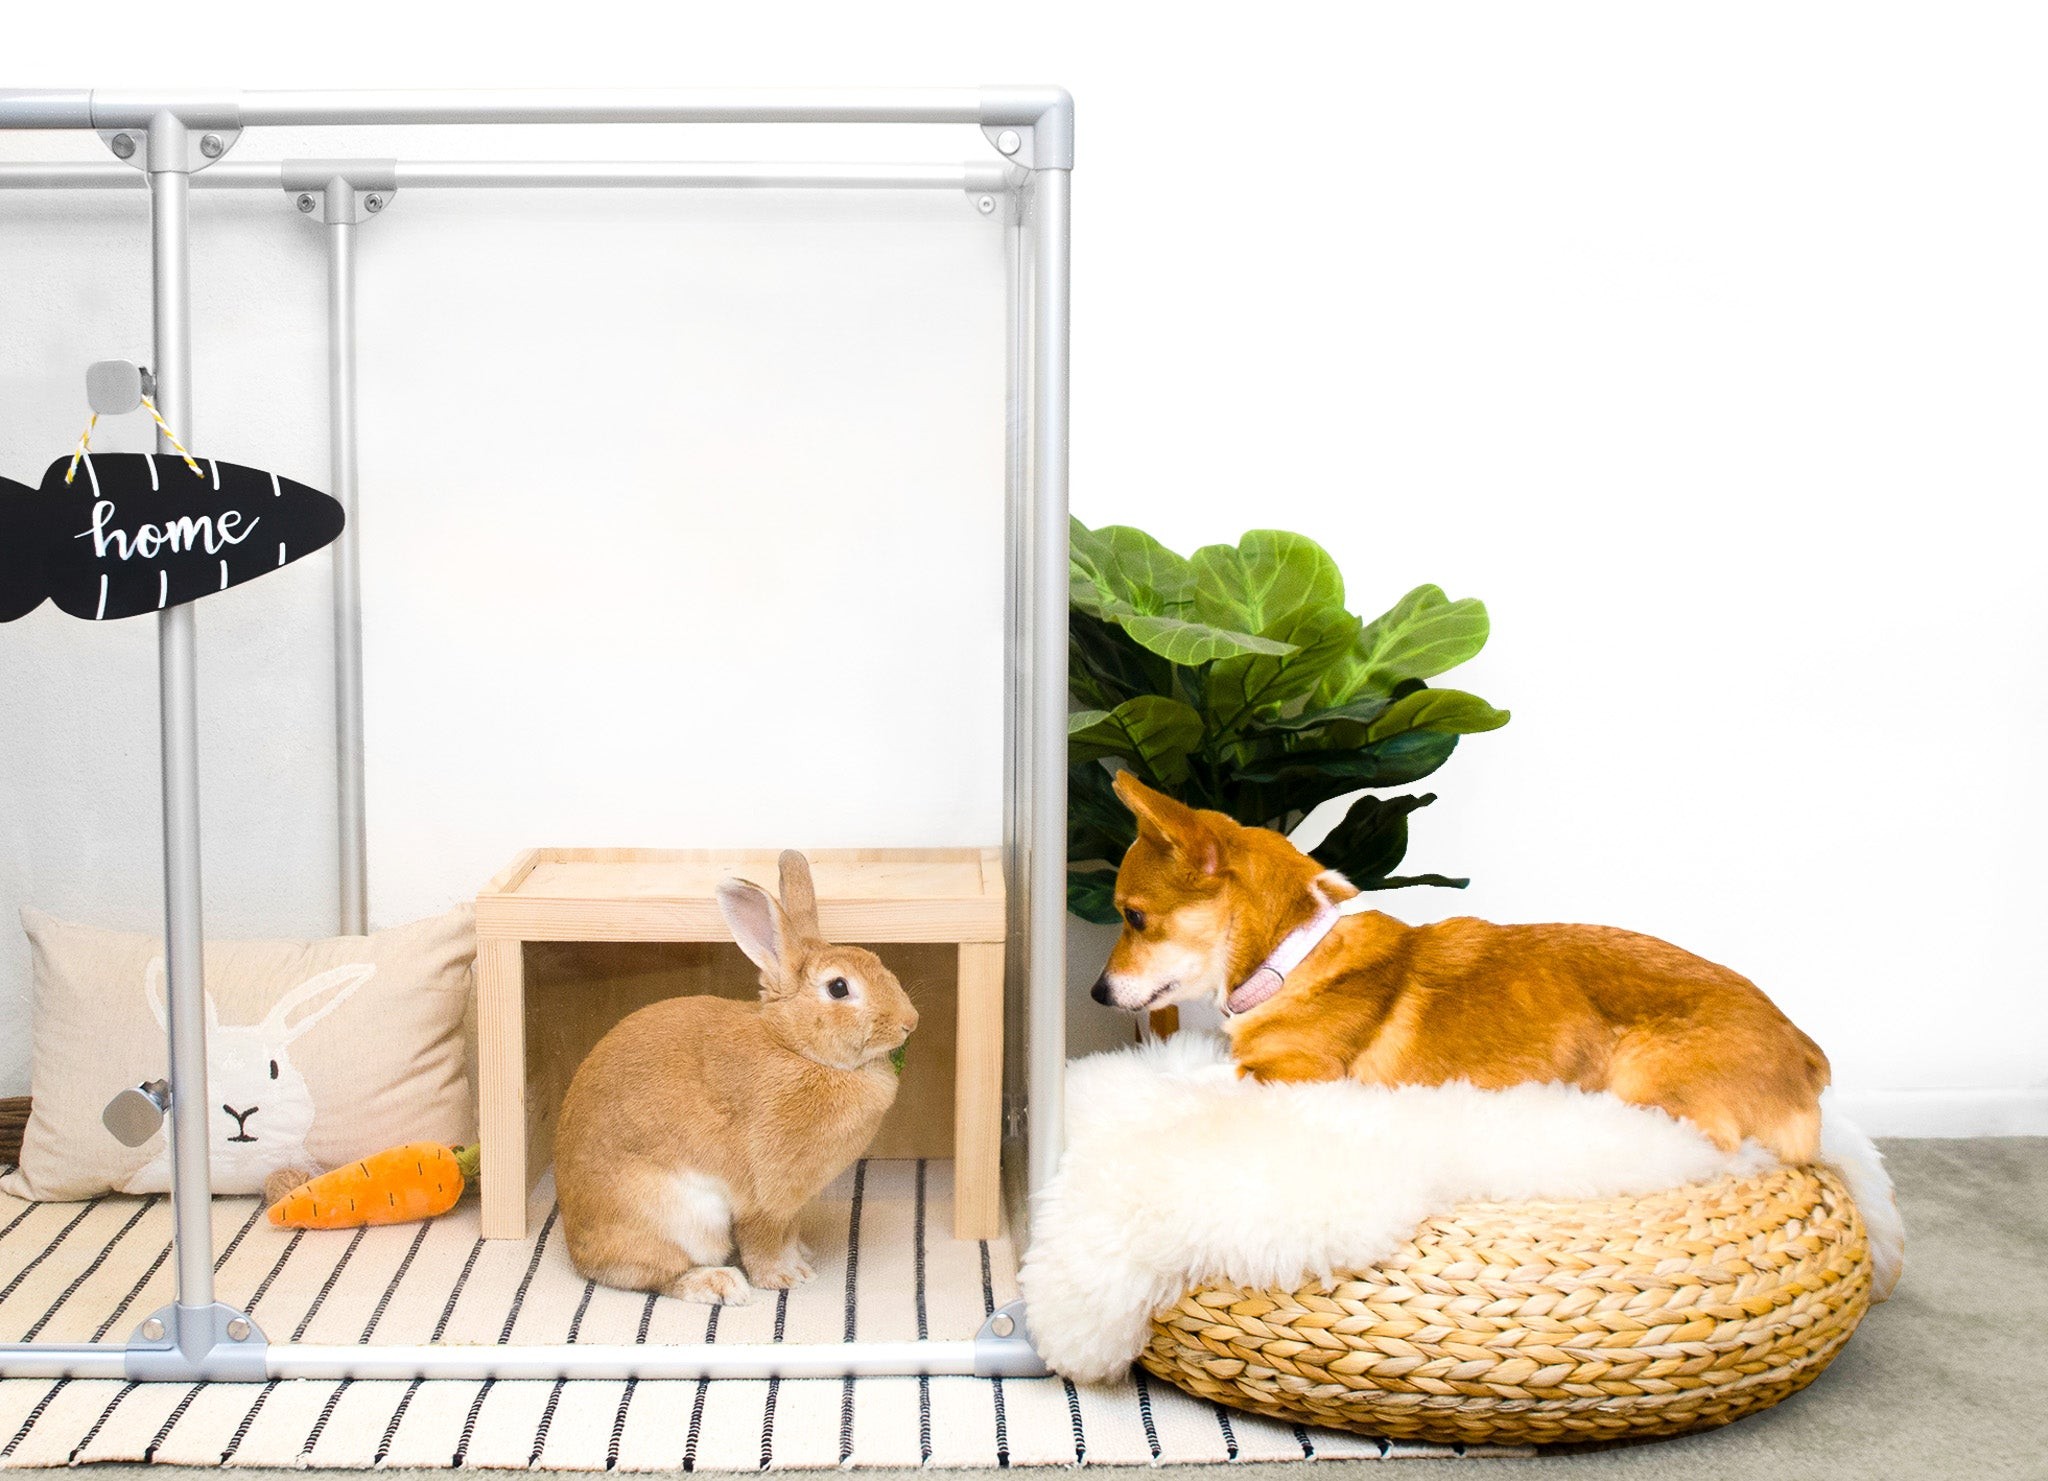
left=267, top=1143, right=481, bottom=1229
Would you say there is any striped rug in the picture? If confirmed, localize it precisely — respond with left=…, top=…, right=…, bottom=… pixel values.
left=0, top=1161, right=1504, bottom=1469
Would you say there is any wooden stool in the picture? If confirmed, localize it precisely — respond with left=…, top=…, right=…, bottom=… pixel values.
left=474, top=847, right=1006, bottom=1242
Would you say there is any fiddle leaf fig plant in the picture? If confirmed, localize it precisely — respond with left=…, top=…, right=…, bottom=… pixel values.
left=1067, top=519, right=1507, bottom=923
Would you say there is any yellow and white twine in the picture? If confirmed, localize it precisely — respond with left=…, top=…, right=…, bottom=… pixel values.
left=63, top=395, right=206, bottom=485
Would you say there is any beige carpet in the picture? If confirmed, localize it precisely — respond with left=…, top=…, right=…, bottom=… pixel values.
left=0, top=1160, right=1498, bottom=1469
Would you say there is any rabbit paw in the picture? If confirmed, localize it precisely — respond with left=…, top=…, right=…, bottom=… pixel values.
left=671, top=1266, right=752, bottom=1306
left=748, top=1249, right=817, bottom=1290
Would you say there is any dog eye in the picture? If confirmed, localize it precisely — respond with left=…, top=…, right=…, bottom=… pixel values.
left=1123, top=908, right=1147, bottom=932
left=827, top=977, right=852, bottom=1000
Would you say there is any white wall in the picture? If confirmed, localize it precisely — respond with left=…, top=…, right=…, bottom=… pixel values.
left=2, top=3, right=2043, bottom=1132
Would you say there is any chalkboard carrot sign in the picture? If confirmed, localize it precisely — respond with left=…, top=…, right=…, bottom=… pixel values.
left=0, top=474, right=59, bottom=622
left=20, top=453, right=346, bottom=622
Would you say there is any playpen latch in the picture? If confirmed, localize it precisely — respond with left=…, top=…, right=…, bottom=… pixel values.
left=102, top=1078, right=171, bottom=1147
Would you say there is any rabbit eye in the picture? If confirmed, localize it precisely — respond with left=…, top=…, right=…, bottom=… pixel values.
left=268, top=1059, right=279, bottom=1080
left=826, top=977, right=852, bottom=1000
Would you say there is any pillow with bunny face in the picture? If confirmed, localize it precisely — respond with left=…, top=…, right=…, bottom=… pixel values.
left=1, top=906, right=475, bottom=1202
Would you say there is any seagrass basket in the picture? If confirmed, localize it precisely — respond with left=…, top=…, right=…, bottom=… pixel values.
left=1141, top=1164, right=1873, bottom=1447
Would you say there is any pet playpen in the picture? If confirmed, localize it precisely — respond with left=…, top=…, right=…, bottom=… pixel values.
left=0, top=86, right=1071, bottom=1384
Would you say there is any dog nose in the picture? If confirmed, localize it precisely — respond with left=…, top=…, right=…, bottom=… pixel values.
left=1090, top=977, right=1112, bottom=1005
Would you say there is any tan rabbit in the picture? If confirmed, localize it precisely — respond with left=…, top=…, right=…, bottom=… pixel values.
left=554, top=850, right=919, bottom=1304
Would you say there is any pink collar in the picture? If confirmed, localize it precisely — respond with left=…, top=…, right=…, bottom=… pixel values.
left=1225, top=876, right=1376, bottom=1016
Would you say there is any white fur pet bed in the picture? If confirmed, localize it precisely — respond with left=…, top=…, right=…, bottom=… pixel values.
left=1020, top=1033, right=1902, bottom=1386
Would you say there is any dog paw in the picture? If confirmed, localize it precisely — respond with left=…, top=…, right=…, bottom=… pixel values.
left=747, top=1251, right=816, bottom=1290
left=672, top=1266, right=752, bottom=1305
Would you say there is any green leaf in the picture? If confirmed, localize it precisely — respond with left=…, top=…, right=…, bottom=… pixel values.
left=1245, top=694, right=1398, bottom=759
left=1235, top=729, right=1461, bottom=788
left=1313, top=584, right=1491, bottom=706
left=1221, top=730, right=1461, bottom=831
left=1260, top=695, right=1397, bottom=734
left=1365, top=687, right=1512, bottom=742
left=1068, top=697, right=1205, bottom=786
left=1311, top=792, right=1436, bottom=884
left=1189, top=530, right=1346, bottom=636
left=1066, top=521, right=1503, bottom=900
left=1356, top=873, right=1469, bottom=891
left=1205, top=607, right=1364, bottom=739
left=1066, top=869, right=1121, bottom=924
left=1069, top=520, right=1196, bottom=620
left=1069, top=610, right=1173, bottom=710
left=1090, top=524, right=1197, bottom=608
left=1116, top=610, right=1297, bottom=666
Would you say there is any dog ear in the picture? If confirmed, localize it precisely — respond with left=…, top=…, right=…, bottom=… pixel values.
left=1112, top=771, right=1221, bottom=875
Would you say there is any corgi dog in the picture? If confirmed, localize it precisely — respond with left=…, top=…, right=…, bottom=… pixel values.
left=1090, top=773, right=1830, bottom=1163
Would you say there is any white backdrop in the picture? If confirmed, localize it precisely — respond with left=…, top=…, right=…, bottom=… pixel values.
left=2, top=3, right=2043, bottom=1132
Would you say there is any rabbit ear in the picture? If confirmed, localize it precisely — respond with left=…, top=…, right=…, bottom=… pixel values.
left=264, top=963, right=375, bottom=1047
left=777, top=850, right=821, bottom=942
left=717, top=878, right=796, bottom=982
left=145, top=960, right=219, bottom=1035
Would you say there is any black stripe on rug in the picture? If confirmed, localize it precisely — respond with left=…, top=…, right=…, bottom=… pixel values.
left=96, top=1240, right=170, bottom=1341
left=1062, top=1378, right=1087, bottom=1463
left=1134, top=1367, right=1161, bottom=1460
left=210, top=1202, right=267, bottom=1274
left=54, top=1202, right=269, bottom=1464
left=240, top=1228, right=306, bottom=1315
left=0, top=1198, right=104, bottom=1307
left=757, top=1286, right=792, bottom=1469
left=217, top=1380, right=278, bottom=1464
left=1212, top=1401, right=1239, bottom=1460
left=682, top=1304, right=721, bottom=1472
left=65, top=1379, right=137, bottom=1463
left=297, top=1219, right=433, bottom=1463
left=0, top=1199, right=42, bottom=1253
left=528, top=1278, right=598, bottom=1465
left=837, top=1158, right=868, bottom=1465
left=216, top=1224, right=367, bottom=1463
left=452, top=1203, right=559, bottom=1468
left=603, top=1293, right=659, bottom=1471
left=372, top=1229, right=488, bottom=1466
left=914, top=1158, right=931, bottom=1466
left=1, top=1376, right=70, bottom=1459
left=980, top=1236, right=1009, bottom=1468
left=9, top=1200, right=222, bottom=1461
left=20, top=1194, right=157, bottom=1341
left=1292, top=1422, right=1316, bottom=1458
left=143, top=1383, right=203, bottom=1462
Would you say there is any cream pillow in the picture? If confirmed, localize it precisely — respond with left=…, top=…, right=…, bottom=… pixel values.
left=1, top=905, right=475, bottom=1202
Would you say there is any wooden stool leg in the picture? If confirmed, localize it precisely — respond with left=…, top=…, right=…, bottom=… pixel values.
left=477, top=936, right=531, bottom=1239
left=952, top=941, right=1004, bottom=1241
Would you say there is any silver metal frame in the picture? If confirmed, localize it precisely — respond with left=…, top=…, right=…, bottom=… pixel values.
left=0, top=85, right=1072, bottom=1383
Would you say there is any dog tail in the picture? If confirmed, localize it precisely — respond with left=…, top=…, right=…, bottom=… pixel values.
left=1819, top=1093, right=1903, bottom=1302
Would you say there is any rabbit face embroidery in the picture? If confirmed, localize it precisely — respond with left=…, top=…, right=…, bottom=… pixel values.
left=118, top=960, right=376, bottom=1196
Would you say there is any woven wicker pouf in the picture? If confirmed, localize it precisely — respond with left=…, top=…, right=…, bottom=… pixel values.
left=1141, top=1165, right=1873, bottom=1447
